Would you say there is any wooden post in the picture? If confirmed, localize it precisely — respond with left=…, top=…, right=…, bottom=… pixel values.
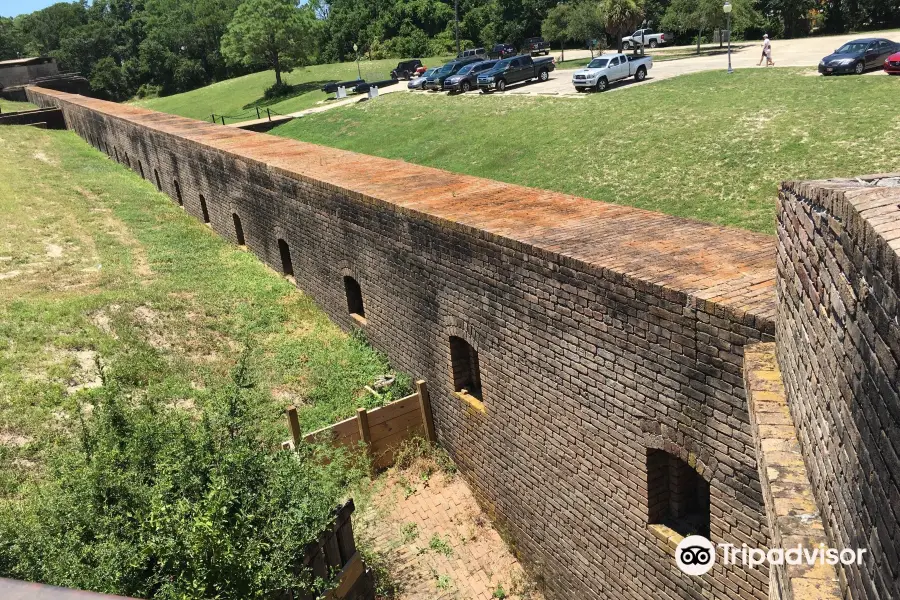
left=356, top=407, right=372, bottom=454
left=286, top=405, right=302, bottom=448
left=416, top=380, right=436, bottom=443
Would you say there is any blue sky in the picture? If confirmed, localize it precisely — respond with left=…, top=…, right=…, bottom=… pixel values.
left=1, top=0, right=68, bottom=18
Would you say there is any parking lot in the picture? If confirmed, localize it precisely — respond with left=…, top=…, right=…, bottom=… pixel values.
left=407, top=30, right=900, bottom=98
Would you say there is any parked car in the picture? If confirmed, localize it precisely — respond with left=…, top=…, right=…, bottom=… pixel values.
left=523, top=37, right=550, bottom=56
left=490, top=43, right=517, bottom=59
left=886, top=51, right=900, bottom=75
left=321, top=79, right=364, bottom=93
left=353, top=79, right=398, bottom=93
left=443, top=60, right=498, bottom=92
left=391, top=59, right=424, bottom=80
left=458, top=48, right=487, bottom=59
left=425, top=58, right=480, bottom=90
left=622, top=29, right=670, bottom=50
left=571, top=53, right=652, bottom=92
left=476, top=54, right=555, bottom=92
left=818, top=38, right=900, bottom=75
left=408, top=68, right=438, bottom=90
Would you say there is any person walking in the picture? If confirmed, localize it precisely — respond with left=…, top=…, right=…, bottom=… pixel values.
left=758, top=34, right=774, bottom=66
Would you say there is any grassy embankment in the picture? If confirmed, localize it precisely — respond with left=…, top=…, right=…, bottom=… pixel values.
left=272, top=68, right=900, bottom=234
left=0, top=98, right=37, bottom=113
left=0, top=125, right=408, bottom=492
left=135, top=55, right=452, bottom=122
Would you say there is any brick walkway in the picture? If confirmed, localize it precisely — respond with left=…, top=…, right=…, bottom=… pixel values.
left=357, top=468, right=543, bottom=600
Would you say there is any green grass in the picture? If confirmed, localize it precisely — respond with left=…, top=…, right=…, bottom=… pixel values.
left=135, top=55, right=453, bottom=123
left=272, top=68, right=900, bottom=234
left=0, top=98, right=37, bottom=113
left=0, top=125, right=408, bottom=490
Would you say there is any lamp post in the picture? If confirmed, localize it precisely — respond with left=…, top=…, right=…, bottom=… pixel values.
left=454, top=0, right=460, bottom=56
left=723, top=2, right=733, bottom=74
left=353, top=43, right=361, bottom=81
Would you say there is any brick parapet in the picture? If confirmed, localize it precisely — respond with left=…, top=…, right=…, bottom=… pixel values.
left=26, top=85, right=778, bottom=600
left=776, top=175, right=900, bottom=600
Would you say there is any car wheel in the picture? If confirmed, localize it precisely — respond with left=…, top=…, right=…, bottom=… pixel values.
left=855, top=61, right=865, bottom=74
left=497, top=79, right=506, bottom=92
left=649, top=40, right=658, bottom=49
left=462, top=81, right=471, bottom=92
left=596, top=77, right=608, bottom=92
left=538, top=69, right=549, bottom=82
left=635, top=67, right=647, bottom=82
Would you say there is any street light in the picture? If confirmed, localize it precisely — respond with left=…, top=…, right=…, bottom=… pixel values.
left=723, top=1, right=733, bottom=74
left=353, top=43, right=361, bottom=81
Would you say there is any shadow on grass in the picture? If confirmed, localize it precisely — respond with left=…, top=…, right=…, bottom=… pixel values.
left=242, top=80, right=333, bottom=110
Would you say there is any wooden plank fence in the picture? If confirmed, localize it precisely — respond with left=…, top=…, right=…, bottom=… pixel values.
left=296, top=499, right=372, bottom=600
left=287, top=380, right=435, bottom=470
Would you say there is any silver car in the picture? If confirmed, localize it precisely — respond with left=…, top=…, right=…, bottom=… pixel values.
left=408, top=68, right=437, bottom=90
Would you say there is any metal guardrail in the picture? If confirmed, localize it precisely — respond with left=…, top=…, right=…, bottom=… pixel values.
left=0, top=578, right=137, bottom=599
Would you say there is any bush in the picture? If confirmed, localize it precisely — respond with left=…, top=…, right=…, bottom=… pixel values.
left=0, top=357, right=365, bottom=599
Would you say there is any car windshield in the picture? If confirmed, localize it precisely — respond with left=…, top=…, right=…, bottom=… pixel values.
left=438, top=63, right=456, bottom=74
left=458, top=64, right=475, bottom=75
left=493, top=44, right=504, bottom=51
left=836, top=42, right=869, bottom=54
left=587, top=58, right=609, bottom=68
left=422, top=69, right=437, bottom=77
left=493, top=59, right=511, bottom=70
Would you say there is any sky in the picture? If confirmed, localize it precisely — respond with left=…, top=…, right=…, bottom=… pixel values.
left=0, top=0, right=72, bottom=18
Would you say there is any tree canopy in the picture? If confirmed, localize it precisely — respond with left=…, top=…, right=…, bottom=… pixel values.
left=221, top=0, right=317, bottom=87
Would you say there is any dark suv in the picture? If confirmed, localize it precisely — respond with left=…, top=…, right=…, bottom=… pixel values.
left=390, top=59, right=423, bottom=80
left=523, top=37, right=550, bottom=56
left=424, top=58, right=480, bottom=90
left=490, top=43, right=516, bottom=59
left=443, top=60, right=498, bottom=92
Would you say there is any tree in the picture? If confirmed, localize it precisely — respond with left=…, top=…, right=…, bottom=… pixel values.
left=662, top=0, right=756, bottom=53
left=221, top=0, right=316, bottom=88
left=601, top=0, right=645, bottom=51
left=0, top=17, right=26, bottom=60
left=542, top=3, right=573, bottom=61
left=569, top=1, right=607, bottom=56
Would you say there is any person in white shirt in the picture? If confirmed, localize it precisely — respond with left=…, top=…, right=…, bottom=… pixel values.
left=758, top=34, right=774, bottom=66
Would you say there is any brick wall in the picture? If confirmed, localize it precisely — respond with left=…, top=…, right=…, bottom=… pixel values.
left=27, top=86, right=779, bottom=600
left=777, top=176, right=900, bottom=600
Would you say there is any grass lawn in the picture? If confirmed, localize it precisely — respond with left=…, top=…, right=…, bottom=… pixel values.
left=135, top=55, right=453, bottom=123
left=272, top=68, right=900, bottom=234
left=0, top=125, right=408, bottom=492
left=0, top=98, right=37, bottom=113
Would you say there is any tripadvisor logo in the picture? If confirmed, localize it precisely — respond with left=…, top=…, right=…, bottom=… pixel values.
left=675, top=535, right=868, bottom=576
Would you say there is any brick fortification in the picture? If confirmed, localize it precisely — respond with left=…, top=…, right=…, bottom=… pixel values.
left=777, top=176, right=900, bottom=600
left=26, top=86, right=780, bottom=599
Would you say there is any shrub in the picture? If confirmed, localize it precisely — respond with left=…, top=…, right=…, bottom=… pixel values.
left=0, top=357, right=365, bottom=599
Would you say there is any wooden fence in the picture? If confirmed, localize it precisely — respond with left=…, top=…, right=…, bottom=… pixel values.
left=287, top=380, right=436, bottom=470
left=296, top=499, right=372, bottom=600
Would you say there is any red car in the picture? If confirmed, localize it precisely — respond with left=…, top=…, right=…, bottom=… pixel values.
left=886, top=52, right=900, bottom=75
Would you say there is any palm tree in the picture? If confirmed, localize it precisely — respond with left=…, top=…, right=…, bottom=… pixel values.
left=601, top=0, right=645, bottom=52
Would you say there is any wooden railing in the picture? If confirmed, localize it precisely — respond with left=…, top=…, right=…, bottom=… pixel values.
left=288, top=380, right=436, bottom=470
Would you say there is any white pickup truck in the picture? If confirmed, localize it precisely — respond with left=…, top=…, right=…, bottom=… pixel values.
left=571, top=53, right=652, bottom=92
left=622, top=29, right=671, bottom=50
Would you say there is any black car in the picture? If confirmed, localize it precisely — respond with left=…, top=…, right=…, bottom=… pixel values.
left=391, top=59, right=423, bottom=80
left=321, top=79, right=364, bottom=93
left=424, top=57, right=480, bottom=90
left=490, top=43, right=516, bottom=59
left=819, top=38, right=899, bottom=75
left=443, top=60, right=498, bottom=92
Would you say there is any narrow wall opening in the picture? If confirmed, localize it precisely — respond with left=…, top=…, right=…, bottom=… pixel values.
left=450, top=336, right=482, bottom=400
left=199, top=194, right=210, bottom=224
left=343, top=276, right=365, bottom=322
left=173, top=180, right=183, bottom=205
left=277, top=239, right=294, bottom=276
left=114, top=147, right=119, bottom=162
left=647, top=449, right=710, bottom=538
left=233, top=213, right=245, bottom=246
left=154, top=169, right=162, bottom=191
left=138, top=160, right=144, bottom=179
